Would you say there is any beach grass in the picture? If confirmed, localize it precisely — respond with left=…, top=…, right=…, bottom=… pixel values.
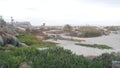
left=75, top=43, right=112, bottom=49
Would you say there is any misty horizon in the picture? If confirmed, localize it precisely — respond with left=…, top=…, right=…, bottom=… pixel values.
left=0, top=0, right=120, bottom=26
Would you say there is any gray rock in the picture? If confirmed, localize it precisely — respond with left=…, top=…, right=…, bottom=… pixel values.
left=1, top=34, right=9, bottom=46
left=9, top=36, right=19, bottom=46
left=19, top=62, right=31, bottom=68
left=1, top=33, right=19, bottom=46
left=0, top=35, right=4, bottom=46
left=19, top=43, right=28, bottom=47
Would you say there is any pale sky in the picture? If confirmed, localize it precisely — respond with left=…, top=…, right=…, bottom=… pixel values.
left=0, top=0, right=120, bottom=26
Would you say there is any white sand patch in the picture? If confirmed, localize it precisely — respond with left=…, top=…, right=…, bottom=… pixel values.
left=43, top=33, right=120, bottom=56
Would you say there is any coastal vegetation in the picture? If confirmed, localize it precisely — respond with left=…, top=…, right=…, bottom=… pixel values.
left=17, top=34, right=56, bottom=48
left=0, top=33, right=116, bottom=68
left=63, top=24, right=73, bottom=33
left=78, top=26, right=103, bottom=37
left=105, top=26, right=120, bottom=31
left=75, top=43, right=112, bottom=49
left=0, top=47, right=119, bottom=68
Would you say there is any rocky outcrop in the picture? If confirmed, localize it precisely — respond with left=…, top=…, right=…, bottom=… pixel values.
left=0, top=33, right=28, bottom=47
left=0, top=16, right=27, bottom=47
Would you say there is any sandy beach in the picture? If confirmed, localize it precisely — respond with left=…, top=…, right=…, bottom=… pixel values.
left=45, top=33, right=120, bottom=56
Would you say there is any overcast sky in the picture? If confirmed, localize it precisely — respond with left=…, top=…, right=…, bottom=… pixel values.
left=0, top=0, right=120, bottom=26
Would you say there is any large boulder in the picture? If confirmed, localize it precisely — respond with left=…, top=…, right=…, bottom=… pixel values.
left=1, top=34, right=9, bottom=46
left=8, top=35, right=19, bottom=46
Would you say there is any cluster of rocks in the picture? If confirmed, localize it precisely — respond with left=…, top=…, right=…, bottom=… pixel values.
left=0, top=32, right=28, bottom=47
left=0, top=16, right=28, bottom=47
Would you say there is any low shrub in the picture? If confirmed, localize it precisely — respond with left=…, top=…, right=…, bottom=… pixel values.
left=105, top=26, right=120, bottom=31
left=79, top=26, right=103, bottom=37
